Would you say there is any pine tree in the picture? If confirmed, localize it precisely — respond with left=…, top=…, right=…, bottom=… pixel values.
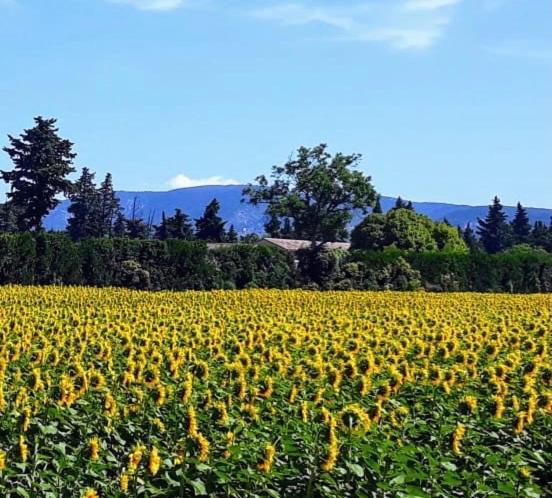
left=97, top=173, right=121, bottom=237
left=530, top=221, right=552, bottom=251
left=394, top=196, right=406, bottom=210
left=155, top=212, right=169, bottom=240
left=405, top=201, right=414, bottom=211
left=113, top=212, right=127, bottom=238
left=66, top=167, right=101, bottom=240
left=462, top=223, right=480, bottom=252
left=226, top=225, right=238, bottom=243
left=511, top=202, right=531, bottom=245
left=0, top=202, right=20, bottom=233
left=477, top=196, right=512, bottom=253
left=195, top=198, right=226, bottom=242
left=165, top=209, right=194, bottom=240
left=1, top=116, right=76, bottom=230
left=373, top=195, right=383, bottom=214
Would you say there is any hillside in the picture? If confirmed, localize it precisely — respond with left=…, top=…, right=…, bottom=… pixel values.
left=43, top=185, right=552, bottom=234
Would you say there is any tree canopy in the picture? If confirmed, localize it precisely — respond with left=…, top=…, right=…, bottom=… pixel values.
left=2, top=116, right=76, bottom=230
left=243, top=144, right=377, bottom=244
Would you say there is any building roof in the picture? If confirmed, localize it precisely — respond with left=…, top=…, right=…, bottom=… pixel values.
left=260, top=238, right=351, bottom=252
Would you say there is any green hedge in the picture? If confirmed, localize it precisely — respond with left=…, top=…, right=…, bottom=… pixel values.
left=0, top=233, right=550, bottom=292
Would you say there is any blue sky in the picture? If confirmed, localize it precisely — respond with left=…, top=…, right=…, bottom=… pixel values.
left=0, top=0, right=550, bottom=207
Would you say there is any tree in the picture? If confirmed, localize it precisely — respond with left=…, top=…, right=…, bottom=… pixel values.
left=351, top=210, right=467, bottom=252
left=530, top=221, right=552, bottom=252
left=1, top=116, right=76, bottom=230
left=195, top=198, right=226, bottom=242
left=66, top=167, right=101, bottom=240
left=163, top=208, right=194, bottom=240
left=350, top=214, right=387, bottom=250
left=155, top=212, right=169, bottom=241
left=97, top=173, right=121, bottom=238
left=477, top=196, right=512, bottom=253
left=226, top=225, right=238, bottom=243
left=113, top=212, right=127, bottom=237
left=264, top=207, right=282, bottom=238
left=126, top=197, right=150, bottom=239
left=0, top=202, right=20, bottom=232
left=243, top=144, right=377, bottom=244
left=373, top=195, right=383, bottom=214
left=511, top=202, right=531, bottom=245
left=393, top=197, right=406, bottom=210
left=462, top=223, right=480, bottom=252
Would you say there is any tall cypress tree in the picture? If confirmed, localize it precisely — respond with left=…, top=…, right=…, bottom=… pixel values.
left=155, top=211, right=169, bottom=240
left=394, top=196, right=406, bottom=210
left=477, top=196, right=511, bottom=253
left=97, top=173, right=121, bottom=238
left=195, top=198, right=226, bottom=242
left=66, top=167, right=101, bottom=240
left=373, top=195, right=383, bottom=214
left=511, top=202, right=531, bottom=245
left=1, top=116, right=75, bottom=230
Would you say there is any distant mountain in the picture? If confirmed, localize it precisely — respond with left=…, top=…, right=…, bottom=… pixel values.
left=43, top=185, right=552, bottom=234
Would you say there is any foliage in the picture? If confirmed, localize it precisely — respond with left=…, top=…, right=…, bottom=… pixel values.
left=0, top=288, right=550, bottom=497
left=351, top=209, right=467, bottom=253
left=67, top=167, right=102, bottom=240
left=477, top=196, right=512, bottom=254
left=243, top=144, right=377, bottom=243
left=195, top=198, right=226, bottom=242
left=1, top=116, right=76, bottom=231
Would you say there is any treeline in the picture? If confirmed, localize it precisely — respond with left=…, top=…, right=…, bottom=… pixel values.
left=1, top=233, right=551, bottom=293
left=1, top=117, right=552, bottom=293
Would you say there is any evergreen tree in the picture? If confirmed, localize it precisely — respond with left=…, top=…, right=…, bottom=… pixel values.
left=405, top=200, right=414, bottom=211
left=394, top=196, right=406, bottom=210
left=226, top=225, right=238, bottom=243
left=97, top=173, right=121, bottom=237
left=462, top=223, right=480, bottom=252
left=0, top=202, right=20, bottom=232
left=511, top=202, right=531, bottom=245
left=373, top=195, right=383, bottom=214
left=1, top=116, right=76, bottom=230
left=66, top=167, right=101, bottom=240
left=155, top=212, right=169, bottom=240
left=195, top=198, right=226, bottom=242
left=166, top=209, right=194, bottom=240
left=530, top=221, right=552, bottom=252
left=477, top=196, right=512, bottom=253
left=113, top=212, right=127, bottom=237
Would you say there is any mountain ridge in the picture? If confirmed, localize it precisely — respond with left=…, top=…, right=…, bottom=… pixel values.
left=43, top=185, right=552, bottom=234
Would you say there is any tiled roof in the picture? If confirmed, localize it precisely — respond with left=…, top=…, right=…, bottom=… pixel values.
left=260, top=238, right=351, bottom=252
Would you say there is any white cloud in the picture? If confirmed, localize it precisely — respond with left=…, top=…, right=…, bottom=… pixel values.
left=250, top=1, right=463, bottom=50
left=167, top=174, right=241, bottom=189
left=108, top=0, right=189, bottom=11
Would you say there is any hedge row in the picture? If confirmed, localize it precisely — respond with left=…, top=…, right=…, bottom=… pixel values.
left=1, top=233, right=551, bottom=292
left=0, top=233, right=295, bottom=290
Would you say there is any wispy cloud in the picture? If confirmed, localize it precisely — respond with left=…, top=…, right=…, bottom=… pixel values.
left=250, top=1, right=463, bottom=50
left=108, top=0, right=190, bottom=11
left=488, top=40, right=552, bottom=60
left=167, top=174, right=241, bottom=189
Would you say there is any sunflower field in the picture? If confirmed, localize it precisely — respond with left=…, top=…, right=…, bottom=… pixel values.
left=0, top=287, right=550, bottom=497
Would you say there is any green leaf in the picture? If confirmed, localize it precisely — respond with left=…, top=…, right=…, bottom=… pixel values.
left=190, top=479, right=207, bottom=496
left=347, top=462, right=365, bottom=478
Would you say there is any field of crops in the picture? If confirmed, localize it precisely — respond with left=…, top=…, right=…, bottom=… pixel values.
left=0, top=287, right=550, bottom=497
